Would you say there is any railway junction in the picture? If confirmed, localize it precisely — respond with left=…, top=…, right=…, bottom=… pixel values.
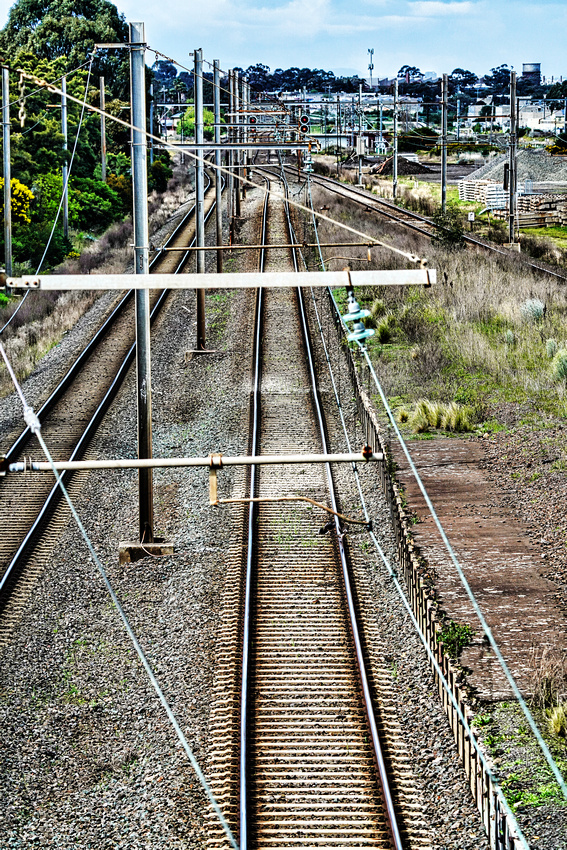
left=1, top=20, right=567, bottom=850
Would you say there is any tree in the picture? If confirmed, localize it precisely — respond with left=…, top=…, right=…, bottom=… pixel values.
left=483, top=65, right=511, bottom=95
left=450, top=68, right=478, bottom=91
left=398, top=65, right=423, bottom=80
left=0, top=0, right=130, bottom=99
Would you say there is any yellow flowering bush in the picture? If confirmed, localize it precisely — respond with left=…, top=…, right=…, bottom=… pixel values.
left=0, top=178, right=34, bottom=225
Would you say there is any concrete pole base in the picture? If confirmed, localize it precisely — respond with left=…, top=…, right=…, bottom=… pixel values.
left=119, top=540, right=174, bottom=564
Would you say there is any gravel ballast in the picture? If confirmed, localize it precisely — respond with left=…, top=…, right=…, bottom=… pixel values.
left=0, top=179, right=543, bottom=848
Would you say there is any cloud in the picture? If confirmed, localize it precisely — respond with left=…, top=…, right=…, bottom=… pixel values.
left=408, top=1, right=477, bottom=15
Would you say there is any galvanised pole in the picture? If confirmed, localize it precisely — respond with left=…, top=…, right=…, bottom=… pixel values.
left=149, top=81, right=154, bottom=165
left=213, top=60, right=223, bottom=273
left=234, top=69, right=241, bottom=218
left=129, top=21, right=154, bottom=543
left=100, top=77, right=107, bottom=182
left=241, top=76, right=248, bottom=199
left=2, top=66, right=12, bottom=277
left=227, top=70, right=234, bottom=234
left=61, top=76, right=69, bottom=240
left=509, top=70, right=517, bottom=245
left=393, top=79, right=398, bottom=200
left=194, top=47, right=206, bottom=350
left=441, top=73, right=448, bottom=213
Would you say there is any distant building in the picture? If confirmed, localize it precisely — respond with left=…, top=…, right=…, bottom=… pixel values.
left=522, top=63, right=541, bottom=85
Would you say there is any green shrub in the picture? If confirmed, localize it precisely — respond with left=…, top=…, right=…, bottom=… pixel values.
left=437, top=620, right=474, bottom=659
left=547, top=338, right=558, bottom=359
left=520, top=298, right=545, bottom=323
left=551, top=348, right=567, bottom=381
left=505, top=329, right=516, bottom=346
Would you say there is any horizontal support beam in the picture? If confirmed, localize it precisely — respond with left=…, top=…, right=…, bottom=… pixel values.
left=156, top=241, right=376, bottom=252
left=7, top=268, right=435, bottom=291
left=160, top=142, right=310, bottom=150
left=6, top=450, right=382, bottom=474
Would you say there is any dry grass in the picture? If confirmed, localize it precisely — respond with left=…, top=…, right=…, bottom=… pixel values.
left=0, top=291, right=98, bottom=397
left=529, top=647, right=567, bottom=709
left=308, top=181, right=567, bottom=417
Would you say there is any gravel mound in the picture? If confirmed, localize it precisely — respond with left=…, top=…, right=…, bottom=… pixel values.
left=467, top=148, right=567, bottom=186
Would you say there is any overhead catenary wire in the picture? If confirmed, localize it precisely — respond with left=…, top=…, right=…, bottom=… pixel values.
left=0, top=339, right=239, bottom=850
left=17, top=68, right=425, bottom=267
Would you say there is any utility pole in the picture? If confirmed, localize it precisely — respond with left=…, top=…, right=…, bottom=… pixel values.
left=213, top=59, right=223, bottom=273
left=336, top=94, right=340, bottom=176
left=441, top=73, right=448, bottom=213
left=368, top=48, right=374, bottom=90
left=241, top=76, right=248, bottom=199
left=456, top=97, right=460, bottom=143
left=129, top=21, right=154, bottom=543
left=509, top=70, right=517, bottom=246
left=393, top=78, right=398, bottom=200
left=2, top=66, right=12, bottom=278
left=194, top=47, right=206, bottom=351
left=234, top=70, right=241, bottom=218
left=149, top=81, right=154, bottom=165
left=61, top=76, right=69, bottom=241
left=100, top=77, right=107, bottom=182
left=227, top=70, right=234, bottom=235
left=357, top=83, right=363, bottom=186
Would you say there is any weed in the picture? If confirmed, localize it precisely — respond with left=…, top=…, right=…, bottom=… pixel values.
left=521, top=298, right=545, bottom=324
left=436, top=620, right=475, bottom=659
left=530, top=647, right=567, bottom=709
left=547, top=339, right=558, bottom=359
left=505, top=329, right=516, bottom=347
left=546, top=703, right=567, bottom=737
left=551, top=348, right=567, bottom=382
left=472, top=713, right=492, bottom=727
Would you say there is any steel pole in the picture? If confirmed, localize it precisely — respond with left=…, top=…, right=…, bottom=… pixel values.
left=357, top=83, right=363, bottom=186
left=509, top=70, right=517, bottom=245
left=2, top=67, right=12, bottom=277
left=441, top=73, right=448, bottom=213
left=194, top=48, right=206, bottom=350
left=61, top=76, right=69, bottom=240
left=213, top=60, right=223, bottom=273
left=149, top=81, right=154, bottom=165
left=227, top=71, right=234, bottom=234
left=129, top=21, right=154, bottom=543
left=234, top=70, right=241, bottom=218
left=393, top=79, right=398, bottom=200
left=100, top=77, right=107, bottom=182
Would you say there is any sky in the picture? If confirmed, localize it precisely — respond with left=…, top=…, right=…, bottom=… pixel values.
left=0, top=0, right=565, bottom=82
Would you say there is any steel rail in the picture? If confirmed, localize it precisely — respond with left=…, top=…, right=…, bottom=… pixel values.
left=0, top=172, right=222, bottom=610
left=304, top=168, right=567, bottom=283
left=239, top=172, right=269, bottom=849
left=280, top=172, right=403, bottom=850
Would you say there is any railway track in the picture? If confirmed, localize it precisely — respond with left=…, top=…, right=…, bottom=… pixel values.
left=0, top=172, right=219, bottom=642
left=292, top=166, right=567, bottom=282
left=207, top=167, right=432, bottom=847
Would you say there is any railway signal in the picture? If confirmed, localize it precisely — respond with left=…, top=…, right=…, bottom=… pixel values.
left=299, top=114, right=310, bottom=134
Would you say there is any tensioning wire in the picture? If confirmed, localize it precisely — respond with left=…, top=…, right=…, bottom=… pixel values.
left=7, top=56, right=95, bottom=110
left=18, top=68, right=424, bottom=266
left=0, top=340, right=239, bottom=849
